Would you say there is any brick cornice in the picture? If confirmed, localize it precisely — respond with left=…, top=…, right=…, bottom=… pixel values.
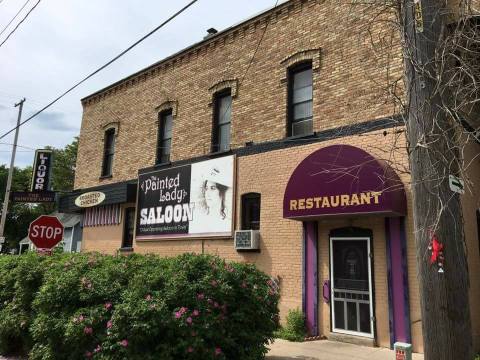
left=81, top=0, right=319, bottom=106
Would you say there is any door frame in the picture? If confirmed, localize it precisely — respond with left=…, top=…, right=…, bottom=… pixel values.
left=329, top=236, right=374, bottom=338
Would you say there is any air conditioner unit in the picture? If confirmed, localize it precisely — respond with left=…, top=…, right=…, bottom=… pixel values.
left=234, top=230, right=260, bottom=251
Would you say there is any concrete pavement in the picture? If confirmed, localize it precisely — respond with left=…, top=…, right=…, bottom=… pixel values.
left=267, top=339, right=424, bottom=360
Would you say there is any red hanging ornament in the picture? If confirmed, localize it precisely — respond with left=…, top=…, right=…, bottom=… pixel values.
left=428, top=231, right=445, bottom=273
left=430, top=234, right=443, bottom=264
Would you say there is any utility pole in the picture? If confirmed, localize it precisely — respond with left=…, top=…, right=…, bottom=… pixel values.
left=402, top=1, right=473, bottom=359
left=0, top=98, right=25, bottom=252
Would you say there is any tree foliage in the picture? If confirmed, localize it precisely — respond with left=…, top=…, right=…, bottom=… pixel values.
left=0, top=137, right=78, bottom=252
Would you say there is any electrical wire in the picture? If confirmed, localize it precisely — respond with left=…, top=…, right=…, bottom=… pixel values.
left=0, top=0, right=30, bottom=37
left=0, top=0, right=39, bottom=47
left=0, top=0, right=199, bottom=141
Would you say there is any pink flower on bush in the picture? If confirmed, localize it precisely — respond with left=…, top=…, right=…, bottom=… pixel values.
left=79, top=315, right=85, bottom=322
left=106, top=320, right=113, bottom=329
left=241, top=281, right=247, bottom=288
left=120, top=339, right=128, bottom=347
left=94, top=345, right=101, bottom=353
left=187, top=346, right=194, bottom=353
left=84, top=327, right=93, bottom=335
left=179, top=307, right=187, bottom=314
left=192, top=309, right=200, bottom=317
left=215, top=347, right=222, bottom=356
left=186, top=317, right=193, bottom=325
left=211, top=280, right=218, bottom=287
left=175, top=311, right=182, bottom=319
left=197, top=293, right=205, bottom=300
left=207, top=298, right=213, bottom=305
left=104, top=302, right=112, bottom=310
left=213, top=302, right=219, bottom=308
left=145, top=294, right=152, bottom=301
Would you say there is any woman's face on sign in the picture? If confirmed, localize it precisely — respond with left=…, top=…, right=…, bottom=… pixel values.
left=204, top=181, right=221, bottom=208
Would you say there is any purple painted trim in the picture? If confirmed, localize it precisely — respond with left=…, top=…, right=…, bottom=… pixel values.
left=302, top=224, right=306, bottom=319
left=385, top=218, right=396, bottom=348
left=385, top=217, right=411, bottom=345
left=303, top=221, right=318, bottom=336
left=399, top=217, right=412, bottom=344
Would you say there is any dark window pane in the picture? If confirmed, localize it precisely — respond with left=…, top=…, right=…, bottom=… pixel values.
left=122, top=208, right=135, bottom=248
left=102, top=129, right=115, bottom=176
left=218, top=122, right=231, bottom=152
left=163, top=113, right=173, bottom=138
left=359, top=303, right=371, bottom=333
left=333, top=240, right=369, bottom=291
left=157, top=110, right=173, bottom=164
left=218, top=95, right=232, bottom=125
left=293, top=85, right=312, bottom=103
left=213, top=91, right=232, bottom=152
left=293, top=101, right=313, bottom=121
left=334, top=300, right=345, bottom=330
left=346, top=302, right=357, bottom=331
left=242, top=193, right=261, bottom=230
left=293, top=68, right=313, bottom=88
left=288, top=64, right=313, bottom=137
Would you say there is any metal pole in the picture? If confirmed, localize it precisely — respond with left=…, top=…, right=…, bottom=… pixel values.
left=0, top=98, right=25, bottom=251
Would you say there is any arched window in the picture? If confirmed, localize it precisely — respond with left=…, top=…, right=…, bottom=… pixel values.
left=288, top=61, right=313, bottom=137
left=212, top=89, right=232, bottom=153
left=102, top=128, right=116, bottom=177
left=157, top=109, right=173, bottom=164
left=241, top=192, right=261, bottom=230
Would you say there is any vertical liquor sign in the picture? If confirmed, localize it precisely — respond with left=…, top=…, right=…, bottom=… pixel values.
left=31, top=149, right=53, bottom=192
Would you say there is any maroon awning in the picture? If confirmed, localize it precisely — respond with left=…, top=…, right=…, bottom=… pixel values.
left=283, top=145, right=406, bottom=219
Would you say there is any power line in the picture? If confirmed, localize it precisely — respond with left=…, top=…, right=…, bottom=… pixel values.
left=0, top=0, right=30, bottom=37
left=0, top=0, right=199, bottom=142
left=0, top=0, right=38, bottom=47
left=0, top=142, right=35, bottom=150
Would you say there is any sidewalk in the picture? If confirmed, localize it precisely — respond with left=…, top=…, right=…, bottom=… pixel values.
left=267, top=339, right=424, bottom=360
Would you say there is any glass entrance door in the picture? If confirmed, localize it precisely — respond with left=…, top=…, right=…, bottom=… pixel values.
left=330, top=237, right=373, bottom=337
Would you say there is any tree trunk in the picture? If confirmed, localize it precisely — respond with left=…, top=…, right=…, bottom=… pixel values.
left=401, top=1, right=473, bottom=359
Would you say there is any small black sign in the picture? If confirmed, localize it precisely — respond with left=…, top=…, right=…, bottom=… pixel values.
left=11, top=191, right=56, bottom=203
left=31, top=149, right=53, bottom=192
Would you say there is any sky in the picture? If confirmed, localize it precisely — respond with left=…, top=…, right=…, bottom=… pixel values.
left=0, top=0, right=282, bottom=168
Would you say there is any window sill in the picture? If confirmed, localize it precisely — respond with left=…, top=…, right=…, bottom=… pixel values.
left=99, top=174, right=113, bottom=180
left=284, top=132, right=316, bottom=141
left=209, top=149, right=232, bottom=158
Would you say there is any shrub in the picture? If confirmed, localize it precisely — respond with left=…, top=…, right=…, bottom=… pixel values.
left=0, top=252, right=279, bottom=359
left=0, top=252, right=52, bottom=356
left=275, top=308, right=306, bottom=342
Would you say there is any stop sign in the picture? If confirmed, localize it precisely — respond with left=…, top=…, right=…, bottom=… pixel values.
left=28, top=215, right=64, bottom=249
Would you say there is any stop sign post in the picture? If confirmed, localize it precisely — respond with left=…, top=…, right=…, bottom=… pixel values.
left=28, top=215, right=64, bottom=253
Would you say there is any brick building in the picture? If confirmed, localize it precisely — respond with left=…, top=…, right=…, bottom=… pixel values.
left=59, top=0, right=480, bottom=353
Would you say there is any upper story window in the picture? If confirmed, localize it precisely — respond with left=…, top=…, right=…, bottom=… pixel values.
left=102, top=128, right=116, bottom=177
left=242, top=193, right=261, bottom=230
left=157, top=109, right=173, bottom=164
left=288, top=62, right=313, bottom=137
left=212, top=89, right=232, bottom=153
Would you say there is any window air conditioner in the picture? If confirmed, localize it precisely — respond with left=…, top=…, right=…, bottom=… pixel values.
left=234, top=230, right=260, bottom=251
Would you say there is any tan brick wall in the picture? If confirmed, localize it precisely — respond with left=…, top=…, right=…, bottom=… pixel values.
left=127, top=129, right=424, bottom=351
left=81, top=203, right=134, bottom=254
left=74, top=0, right=402, bottom=190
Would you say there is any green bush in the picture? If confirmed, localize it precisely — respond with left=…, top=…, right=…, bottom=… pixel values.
left=275, top=308, right=306, bottom=342
left=0, top=252, right=279, bottom=359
